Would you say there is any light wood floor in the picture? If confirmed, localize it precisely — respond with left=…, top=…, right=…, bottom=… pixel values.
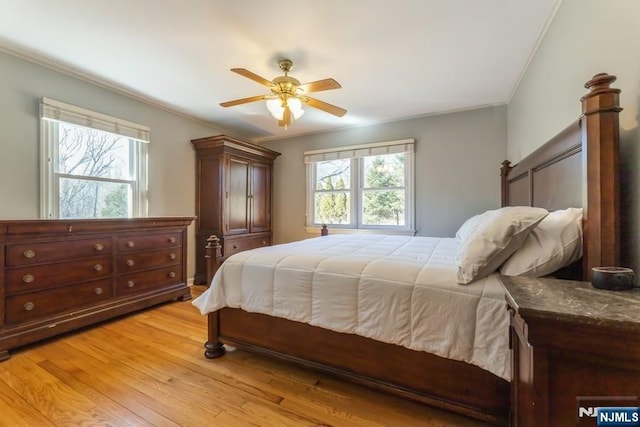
left=0, top=287, right=491, bottom=427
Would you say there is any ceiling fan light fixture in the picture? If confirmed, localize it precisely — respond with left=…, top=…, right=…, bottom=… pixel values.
left=287, top=97, right=304, bottom=119
left=266, top=98, right=285, bottom=120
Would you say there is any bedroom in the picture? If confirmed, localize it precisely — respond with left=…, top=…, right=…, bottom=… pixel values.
left=1, top=0, right=639, bottom=425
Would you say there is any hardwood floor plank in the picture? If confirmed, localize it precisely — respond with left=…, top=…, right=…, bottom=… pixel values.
left=0, top=375, right=56, bottom=427
left=0, top=356, right=127, bottom=427
left=35, top=358, right=151, bottom=427
left=98, top=317, right=302, bottom=403
left=96, top=324, right=286, bottom=404
left=41, top=339, right=180, bottom=427
left=61, top=341, right=223, bottom=426
left=0, top=293, right=492, bottom=426
left=240, top=400, right=331, bottom=427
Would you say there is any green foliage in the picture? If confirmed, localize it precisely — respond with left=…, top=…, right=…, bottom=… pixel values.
left=101, top=185, right=128, bottom=218
left=317, top=175, right=336, bottom=222
left=315, top=175, right=349, bottom=224
left=363, top=155, right=405, bottom=225
left=313, top=154, right=406, bottom=226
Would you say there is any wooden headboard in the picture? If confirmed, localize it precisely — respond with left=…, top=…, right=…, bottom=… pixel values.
left=500, top=73, right=622, bottom=280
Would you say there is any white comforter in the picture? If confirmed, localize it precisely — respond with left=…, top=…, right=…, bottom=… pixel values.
left=192, top=234, right=510, bottom=380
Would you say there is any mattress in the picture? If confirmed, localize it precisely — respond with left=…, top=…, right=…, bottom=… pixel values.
left=192, top=234, right=510, bottom=380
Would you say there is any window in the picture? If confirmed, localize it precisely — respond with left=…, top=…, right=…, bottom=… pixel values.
left=40, top=98, right=149, bottom=219
left=305, top=139, right=414, bottom=233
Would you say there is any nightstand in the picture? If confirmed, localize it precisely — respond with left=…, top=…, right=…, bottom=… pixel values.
left=502, top=276, right=640, bottom=426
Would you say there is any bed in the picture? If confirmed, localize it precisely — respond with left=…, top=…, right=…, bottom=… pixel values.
left=192, top=72, right=622, bottom=425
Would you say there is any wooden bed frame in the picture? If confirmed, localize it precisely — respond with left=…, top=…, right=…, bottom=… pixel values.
left=201, top=73, right=622, bottom=425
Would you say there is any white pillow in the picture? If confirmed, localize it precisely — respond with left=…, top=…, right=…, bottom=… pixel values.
left=500, top=208, right=583, bottom=277
left=455, top=210, right=494, bottom=243
left=456, top=206, right=549, bottom=284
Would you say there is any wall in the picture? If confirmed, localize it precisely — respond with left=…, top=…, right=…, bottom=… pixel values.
left=263, top=106, right=508, bottom=244
left=508, top=0, right=640, bottom=271
left=0, top=49, right=225, bottom=280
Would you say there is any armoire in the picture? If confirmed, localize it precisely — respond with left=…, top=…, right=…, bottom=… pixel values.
left=191, top=135, right=281, bottom=285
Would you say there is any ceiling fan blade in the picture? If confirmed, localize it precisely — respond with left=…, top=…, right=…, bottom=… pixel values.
left=304, top=97, right=347, bottom=117
left=220, top=95, right=267, bottom=107
left=298, top=78, right=341, bottom=94
left=231, top=68, right=275, bottom=88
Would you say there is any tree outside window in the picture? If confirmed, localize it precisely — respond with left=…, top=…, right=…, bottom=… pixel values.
left=363, top=154, right=405, bottom=226
left=309, top=147, right=413, bottom=232
left=57, top=123, right=134, bottom=218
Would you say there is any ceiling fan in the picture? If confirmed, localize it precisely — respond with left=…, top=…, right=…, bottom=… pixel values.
left=220, top=59, right=347, bottom=128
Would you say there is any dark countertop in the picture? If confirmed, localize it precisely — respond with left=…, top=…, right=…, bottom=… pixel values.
left=502, top=276, right=640, bottom=332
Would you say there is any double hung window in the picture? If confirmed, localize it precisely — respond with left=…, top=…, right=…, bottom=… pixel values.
left=305, top=139, right=414, bottom=233
left=40, top=98, right=149, bottom=219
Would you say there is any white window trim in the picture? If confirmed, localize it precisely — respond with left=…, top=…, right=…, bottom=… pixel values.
left=39, top=98, right=149, bottom=219
left=305, top=139, right=415, bottom=234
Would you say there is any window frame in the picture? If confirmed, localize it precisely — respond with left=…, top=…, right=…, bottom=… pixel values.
left=39, top=98, right=149, bottom=219
left=305, top=139, right=415, bottom=234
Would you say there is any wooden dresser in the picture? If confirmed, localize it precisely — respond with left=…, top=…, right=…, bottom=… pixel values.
left=0, top=217, right=194, bottom=361
left=192, top=135, right=280, bottom=284
left=503, top=276, right=640, bottom=426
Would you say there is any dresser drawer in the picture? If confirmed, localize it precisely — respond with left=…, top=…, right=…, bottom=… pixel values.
left=117, top=232, right=181, bottom=252
left=5, top=238, right=112, bottom=267
left=116, top=266, right=183, bottom=296
left=5, top=256, right=113, bottom=295
left=5, top=279, right=113, bottom=324
left=117, top=248, right=182, bottom=274
left=224, top=235, right=271, bottom=257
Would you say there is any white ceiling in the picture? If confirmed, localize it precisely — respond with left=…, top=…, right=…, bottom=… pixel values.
left=0, top=0, right=561, bottom=143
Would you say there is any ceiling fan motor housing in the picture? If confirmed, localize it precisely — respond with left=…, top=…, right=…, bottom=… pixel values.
left=271, top=75, right=301, bottom=96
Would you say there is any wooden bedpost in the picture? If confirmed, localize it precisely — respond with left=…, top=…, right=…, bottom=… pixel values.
left=203, top=235, right=226, bottom=358
left=205, top=235, right=223, bottom=287
left=580, top=73, right=622, bottom=279
left=204, top=312, right=225, bottom=359
left=500, top=160, right=512, bottom=207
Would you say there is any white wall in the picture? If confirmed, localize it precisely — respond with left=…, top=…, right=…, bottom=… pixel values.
left=508, top=0, right=640, bottom=271
left=263, top=106, right=508, bottom=244
left=0, top=49, right=226, bottom=279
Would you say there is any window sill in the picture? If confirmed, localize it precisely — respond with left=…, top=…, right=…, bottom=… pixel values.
left=305, top=227, right=416, bottom=236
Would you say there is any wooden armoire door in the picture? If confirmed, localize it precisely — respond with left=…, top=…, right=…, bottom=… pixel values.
left=250, top=162, right=272, bottom=233
left=226, top=156, right=250, bottom=235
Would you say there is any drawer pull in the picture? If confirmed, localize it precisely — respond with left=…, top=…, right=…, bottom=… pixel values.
left=261, top=241, right=267, bottom=245
left=94, top=287, right=103, bottom=295
left=23, top=249, right=36, bottom=259
left=169, top=253, right=177, bottom=260
left=24, top=301, right=35, bottom=311
left=22, top=274, right=35, bottom=283
left=94, top=243, right=104, bottom=251
left=94, top=264, right=104, bottom=272
left=168, top=271, right=176, bottom=279
left=168, top=237, right=176, bottom=244
left=126, top=241, right=135, bottom=248
left=233, top=244, right=239, bottom=249
left=127, top=280, right=135, bottom=288
left=126, top=259, right=135, bottom=267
